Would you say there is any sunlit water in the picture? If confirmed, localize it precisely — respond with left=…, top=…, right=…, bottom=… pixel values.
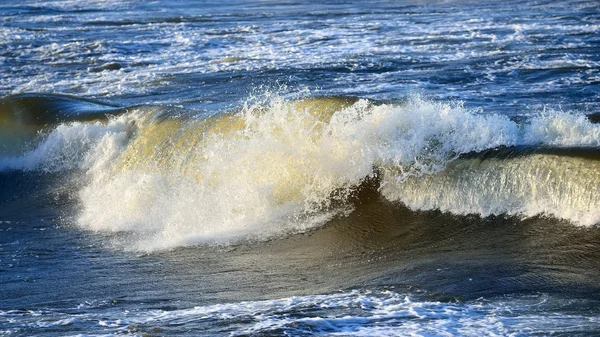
left=1, top=0, right=600, bottom=336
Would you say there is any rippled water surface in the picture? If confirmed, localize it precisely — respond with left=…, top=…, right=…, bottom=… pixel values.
left=1, top=0, right=600, bottom=336
left=2, top=0, right=598, bottom=111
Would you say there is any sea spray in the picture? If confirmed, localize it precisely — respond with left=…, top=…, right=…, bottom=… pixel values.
left=77, top=96, right=526, bottom=250
left=381, top=154, right=600, bottom=226
left=2, top=94, right=600, bottom=249
left=0, top=119, right=130, bottom=172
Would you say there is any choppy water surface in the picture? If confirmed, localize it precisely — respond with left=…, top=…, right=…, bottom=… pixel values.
left=1, top=0, right=600, bottom=336
left=2, top=0, right=598, bottom=111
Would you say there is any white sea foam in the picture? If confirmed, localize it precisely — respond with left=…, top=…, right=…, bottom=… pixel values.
left=1, top=1, right=597, bottom=100
left=69, top=96, right=600, bottom=250
left=2, top=96, right=600, bottom=248
left=3, top=291, right=597, bottom=336
left=382, top=153, right=600, bottom=226
left=75, top=97, right=526, bottom=250
left=524, top=109, right=600, bottom=146
left=0, top=119, right=130, bottom=173
left=378, top=108, right=600, bottom=227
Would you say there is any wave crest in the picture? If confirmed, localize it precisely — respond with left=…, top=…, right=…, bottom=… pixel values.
left=75, top=95, right=558, bottom=250
left=3, top=94, right=600, bottom=249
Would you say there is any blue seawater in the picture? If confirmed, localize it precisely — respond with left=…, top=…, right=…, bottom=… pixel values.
left=1, top=0, right=600, bottom=336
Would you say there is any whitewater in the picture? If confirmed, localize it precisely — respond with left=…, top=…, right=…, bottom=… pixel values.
left=1, top=0, right=600, bottom=336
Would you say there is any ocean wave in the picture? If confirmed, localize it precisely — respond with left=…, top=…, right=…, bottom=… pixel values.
left=2, top=93, right=600, bottom=249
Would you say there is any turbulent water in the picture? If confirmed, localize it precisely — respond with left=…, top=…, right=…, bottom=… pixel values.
left=2, top=0, right=600, bottom=336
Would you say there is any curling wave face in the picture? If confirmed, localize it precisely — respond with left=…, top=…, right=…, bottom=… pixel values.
left=2, top=94, right=600, bottom=250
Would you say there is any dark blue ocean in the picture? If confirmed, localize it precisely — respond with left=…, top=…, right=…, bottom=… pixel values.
left=1, top=0, right=600, bottom=336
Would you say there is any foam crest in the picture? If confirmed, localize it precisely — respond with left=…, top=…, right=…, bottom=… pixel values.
left=77, top=96, right=524, bottom=250
left=375, top=108, right=600, bottom=227
left=79, top=98, right=371, bottom=249
left=376, top=104, right=600, bottom=227
left=0, top=118, right=130, bottom=173
left=4, top=95, right=600, bottom=248
left=382, top=154, right=600, bottom=226
left=524, top=109, right=600, bottom=146
left=368, top=97, right=519, bottom=179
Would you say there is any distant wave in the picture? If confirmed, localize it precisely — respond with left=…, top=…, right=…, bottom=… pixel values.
left=0, top=93, right=125, bottom=157
left=2, top=93, right=600, bottom=250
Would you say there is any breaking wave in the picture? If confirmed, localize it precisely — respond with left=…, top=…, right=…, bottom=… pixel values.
left=2, top=93, right=600, bottom=250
